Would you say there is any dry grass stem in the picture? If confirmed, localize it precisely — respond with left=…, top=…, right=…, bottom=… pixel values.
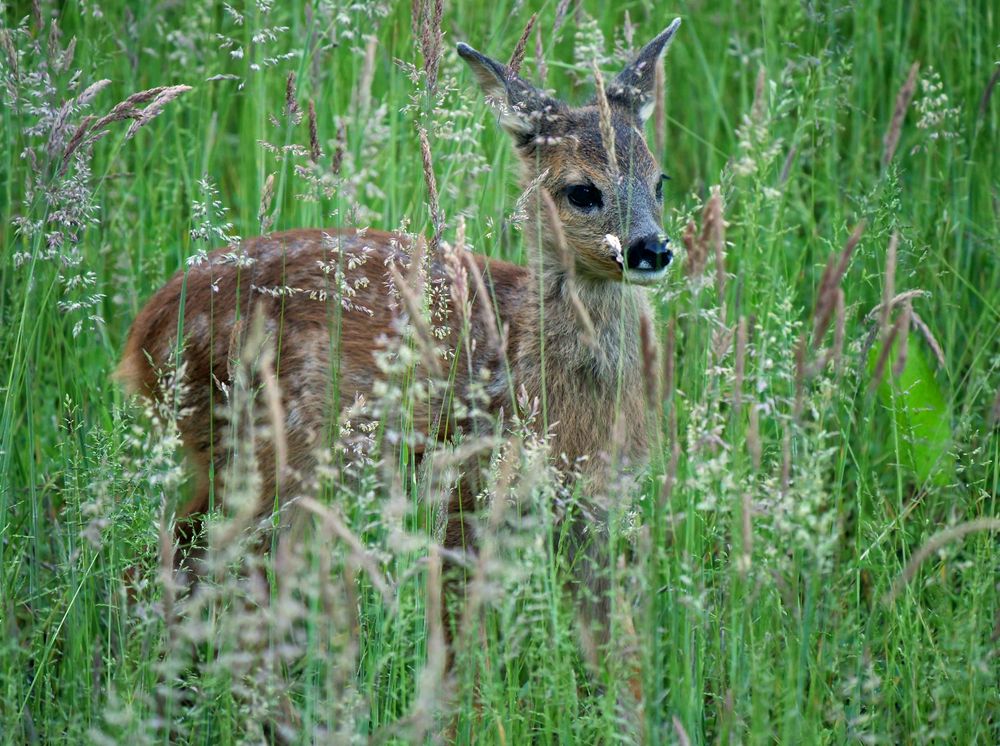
left=733, top=316, right=748, bottom=419
left=779, top=144, right=798, bottom=184
left=297, top=496, right=393, bottom=604
left=870, top=308, right=909, bottom=390
left=884, top=519, right=1000, bottom=603
left=461, top=250, right=504, bottom=357
left=978, top=63, right=1000, bottom=119
left=539, top=189, right=598, bottom=349
left=909, top=310, right=946, bottom=369
left=880, top=232, right=899, bottom=340
left=640, top=312, right=660, bottom=410
left=663, top=317, right=676, bottom=401
left=793, top=332, right=807, bottom=420
left=592, top=62, right=618, bottom=176
left=892, top=302, right=912, bottom=378
left=739, top=491, right=753, bottom=577
left=747, top=403, right=762, bottom=470
left=356, top=35, right=378, bottom=116
left=673, top=715, right=692, bottom=746
left=883, top=62, right=920, bottom=168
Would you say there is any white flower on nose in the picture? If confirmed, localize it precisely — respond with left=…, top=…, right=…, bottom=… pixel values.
left=605, top=234, right=624, bottom=266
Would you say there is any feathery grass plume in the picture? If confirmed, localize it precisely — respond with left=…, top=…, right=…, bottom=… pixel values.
left=534, top=22, right=547, bottom=86
left=307, top=99, right=320, bottom=162
left=883, top=519, right=1000, bottom=603
left=386, top=261, right=444, bottom=379
left=553, top=0, right=573, bottom=38
left=747, top=399, right=762, bottom=470
left=707, top=186, right=727, bottom=301
left=592, top=60, right=618, bottom=175
left=413, top=0, right=444, bottom=92
left=61, top=84, right=191, bottom=173
left=831, top=287, right=846, bottom=373
left=882, top=62, right=920, bottom=168
left=331, top=120, right=346, bottom=175
left=812, top=221, right=864, bottom=350
left=284, top=71, right=301, bottom=122
left=870, top=304, right=909, bottom=391
left=654, top=62, right=666, bottom=156
left=507, top=166, right=551, bottom=230
left=258, top=172, right=276, bottom=234
left=682, top=218, right=704, bottom=277
left=508, top=13, right=537, bottom=75
left=417, top=126, right=443, bottom=251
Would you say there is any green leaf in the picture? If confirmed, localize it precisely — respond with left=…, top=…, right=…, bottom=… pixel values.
left=869, top=332, right=954, bottom=487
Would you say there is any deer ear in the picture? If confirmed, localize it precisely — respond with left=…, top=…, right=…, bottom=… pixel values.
left=607, top=18, right=681, bottom=123
left=457, top=43, right=563, bottom=137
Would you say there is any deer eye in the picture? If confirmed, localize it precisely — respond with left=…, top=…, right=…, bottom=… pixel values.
left=566, top=183, right=603, bottom=211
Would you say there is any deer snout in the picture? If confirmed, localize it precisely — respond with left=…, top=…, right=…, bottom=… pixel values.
left=626, top=234, right=672, bottom=272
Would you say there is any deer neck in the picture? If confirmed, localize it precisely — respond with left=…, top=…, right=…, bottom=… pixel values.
left=516, top=258, right=648, bottom=391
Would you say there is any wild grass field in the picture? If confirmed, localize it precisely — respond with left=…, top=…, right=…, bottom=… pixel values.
left=2, top=0, right=999, bottom=743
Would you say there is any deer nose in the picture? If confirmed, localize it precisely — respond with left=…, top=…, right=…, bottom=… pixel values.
left=626, top=234, right=672, bottom=272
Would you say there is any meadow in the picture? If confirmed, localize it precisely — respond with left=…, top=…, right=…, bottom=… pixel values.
left=1, top=0, right=998, bottom=743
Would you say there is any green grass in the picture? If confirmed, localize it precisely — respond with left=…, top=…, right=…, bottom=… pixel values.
left=2, top=0, right=998, bottom=743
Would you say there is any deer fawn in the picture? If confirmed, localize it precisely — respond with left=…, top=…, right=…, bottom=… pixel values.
left=118, top=18, right=681, bottom=701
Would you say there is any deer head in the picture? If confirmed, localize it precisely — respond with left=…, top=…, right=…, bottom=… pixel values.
left=458, top=18, right=681, bottom=286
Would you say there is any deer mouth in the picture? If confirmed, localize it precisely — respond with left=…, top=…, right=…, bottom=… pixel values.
left=622, top=265, right=671, bottom=285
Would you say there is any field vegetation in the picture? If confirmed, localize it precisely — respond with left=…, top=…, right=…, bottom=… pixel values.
left=1, top=0, right=998, bottom=743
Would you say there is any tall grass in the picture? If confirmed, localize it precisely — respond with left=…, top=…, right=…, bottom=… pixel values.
left=2, top=0, right=998, bottom=743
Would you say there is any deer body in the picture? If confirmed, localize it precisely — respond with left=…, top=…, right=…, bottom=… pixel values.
left=119, top=18, right=681, bottom=681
